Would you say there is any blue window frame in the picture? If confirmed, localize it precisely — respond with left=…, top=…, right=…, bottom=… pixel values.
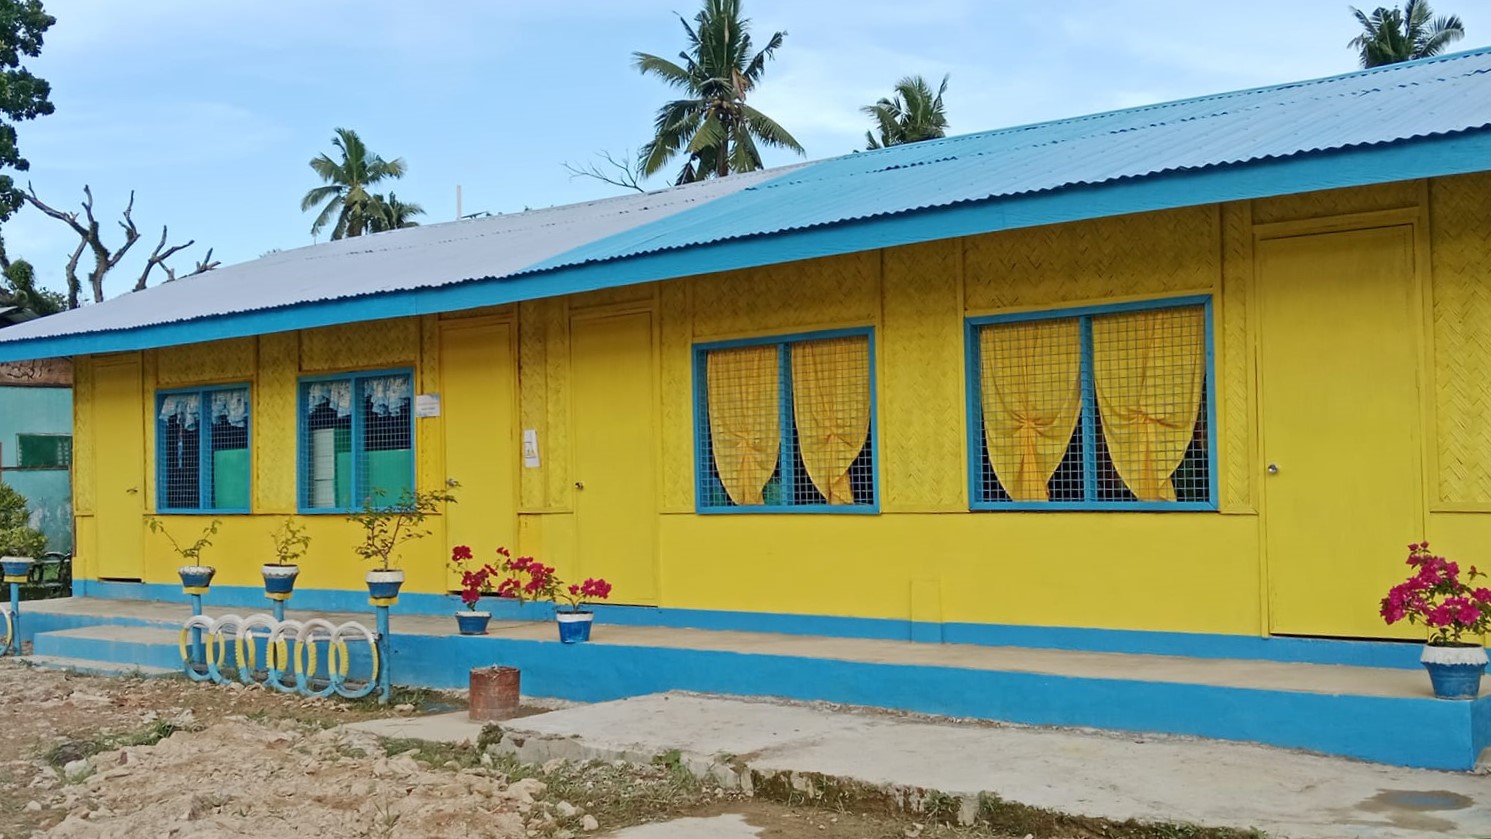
left=155, top=384, right=251, bottom=513
left=965, top=296, right=1217, bottom=511
left=693, top=328, right=879, bottom=514
left=298, top=369, right=415, bottom=513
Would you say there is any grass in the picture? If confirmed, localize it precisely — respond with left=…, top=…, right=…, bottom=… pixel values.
left=42, top=719, right=183, bottom=772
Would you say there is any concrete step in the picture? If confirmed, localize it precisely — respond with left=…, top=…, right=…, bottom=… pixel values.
left=32, top=626, right=182, bottom=671
left=19, top=654, right=178, bottom=678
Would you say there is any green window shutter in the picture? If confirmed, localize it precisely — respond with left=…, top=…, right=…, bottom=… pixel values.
left=17, top=434, right=72, bottom=469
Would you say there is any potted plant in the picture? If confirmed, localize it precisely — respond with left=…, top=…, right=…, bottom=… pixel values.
left=1380, top=542, right=1491, bottom=700
left=449, top=545, right=498, bottom=635
left=264, top=518, right=310, bottom=598
left=0, top=485, right=46, bottom=584
left=148, top=518, right=222, bottom=593
left=492, top=548, right=613, bottom=643
left=347, top=486, right=457, bottom=604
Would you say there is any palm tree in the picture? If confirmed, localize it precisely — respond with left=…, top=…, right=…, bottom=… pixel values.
left=1349, top=1, right=1466, bottom=67
left=369, top=192, right=425, bottom=233
left=633, top=0, right=804, bottom=184
left=301, top=128, right=407, bottom=239
left=863, top=74, right=950, bottom=150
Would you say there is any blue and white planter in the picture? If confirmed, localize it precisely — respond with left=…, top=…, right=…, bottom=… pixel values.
left=556, top=611, right=594, bottom=644
left=178, top=565, right=215, bottom=591
left=0, top=556, right=33, bottom=583
left=1421, top=644, right=1487, bottom=700
left=456, top=610, right=492, bottom=635
left=365, top=569, right=405, bottom=602
left=261, top=564, right=300, bottom=596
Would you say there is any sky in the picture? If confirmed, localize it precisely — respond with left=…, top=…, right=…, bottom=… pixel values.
left=1, top=0, right=1476, bottom=300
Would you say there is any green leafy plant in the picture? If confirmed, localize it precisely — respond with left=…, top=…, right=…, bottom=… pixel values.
left=347, top=486, right=457, bottom=572
left=146, top=517, right=221, bottom=566
left=0, top=483, right=46, bottom=558
left=268, top=518, right=311, bottom=566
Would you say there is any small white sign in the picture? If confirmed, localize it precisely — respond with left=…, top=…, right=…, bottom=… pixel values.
left=415, top=394, right=441, bottom=418
left=522, top=429, right=541, bottom=468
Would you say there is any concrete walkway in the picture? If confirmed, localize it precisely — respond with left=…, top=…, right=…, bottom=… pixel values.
left=346, top=693, right=1491, bottom=839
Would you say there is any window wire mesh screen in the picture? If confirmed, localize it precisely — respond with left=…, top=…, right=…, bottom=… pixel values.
left=156, top=387, right=249, bottom=511
left=699, top=335, right=874, bottom=509
left=301, top=373, right=413, bottom=511
left=976, top=303, right=1210, bottom=506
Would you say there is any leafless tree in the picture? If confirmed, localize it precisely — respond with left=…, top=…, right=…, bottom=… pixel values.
left=23, top=184, right=213, bottom=308
left=563, top=150, right=647, bottom=194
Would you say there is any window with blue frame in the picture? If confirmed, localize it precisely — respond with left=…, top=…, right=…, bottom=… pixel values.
left=156, top=385, right=251, bottom=512
left=967, top=297, right=1214, bottom=510
left=695, top=331, right=877, bottom=512
left=299, top=371, right=414, bottom=512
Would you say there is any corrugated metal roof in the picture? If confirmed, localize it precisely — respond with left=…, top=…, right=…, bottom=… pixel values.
left=1, top=47, right=1489, bottom=357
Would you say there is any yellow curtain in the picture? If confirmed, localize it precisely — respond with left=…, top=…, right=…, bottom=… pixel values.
left=1092, top=308, right=1205, bottom=501
left=979, top=320, right=1083, bottom=501
left=790, top=337, right=871, bottom=504
left=707, top=345, right=781, bottom=505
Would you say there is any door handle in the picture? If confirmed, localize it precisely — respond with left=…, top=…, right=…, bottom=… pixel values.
left=574, top=481, right=585, bottom=490
left=1266, top=464, right=1279, bottom=475
left=125, top=487, right=139, bottom=494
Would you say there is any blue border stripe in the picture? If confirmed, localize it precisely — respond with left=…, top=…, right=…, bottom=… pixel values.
left=2, top=133, right=1489, bottom=363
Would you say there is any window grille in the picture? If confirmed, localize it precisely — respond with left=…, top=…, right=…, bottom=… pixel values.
left=299, top=371, right=414, bottom=512
left=695, top=331, right=876, bottom=512
left=155, top=385, right=251, bottom=512
left=968, top=298, right=1213, bottom=510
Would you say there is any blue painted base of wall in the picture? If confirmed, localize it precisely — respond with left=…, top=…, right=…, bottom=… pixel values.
left=76, top=579, right=1429, bottom=670
left=22, top=594, right=1491, bottom=771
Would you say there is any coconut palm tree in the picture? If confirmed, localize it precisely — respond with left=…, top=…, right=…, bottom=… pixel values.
left=369, top=193, right=425, bottom=233
left=1349, top=1, right=1466, bottom=67
left=301, top=128, right=407, bottom=239
left=863, top=74, right=950, bottom=150
left=633, top=0, right=804, bottom=184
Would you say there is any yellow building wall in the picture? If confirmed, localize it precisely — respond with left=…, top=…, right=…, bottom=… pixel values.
left=67, top=174, right=1491, bottom=639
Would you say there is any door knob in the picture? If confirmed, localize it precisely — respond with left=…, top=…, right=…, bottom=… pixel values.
left=574, top=481, right=585, bottom=490
left=1266, top=464, right=1279, bottom=475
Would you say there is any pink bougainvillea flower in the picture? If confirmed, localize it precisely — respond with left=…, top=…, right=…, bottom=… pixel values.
left=452, top=545, right=474, bottom=561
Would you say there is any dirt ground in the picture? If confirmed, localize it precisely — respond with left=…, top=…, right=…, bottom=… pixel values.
left=0, top=661, right=1251, bottom=839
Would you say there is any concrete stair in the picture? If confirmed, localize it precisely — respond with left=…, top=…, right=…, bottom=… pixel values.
left=31, top=625, right=182, bottom=672
left=20, top=654, right=177, bottom=678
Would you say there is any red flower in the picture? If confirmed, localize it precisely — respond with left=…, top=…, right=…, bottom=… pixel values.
left=452, top=545, right=474, bottom=561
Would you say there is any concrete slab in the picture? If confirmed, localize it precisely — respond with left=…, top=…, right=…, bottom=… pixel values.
left=344, top=712, right=487, bottom=744
left=477, top=693, right=1491, bottom=839
left=19, top=655, right=177, bottom=678
left=604, top=814, right=761, bottom=838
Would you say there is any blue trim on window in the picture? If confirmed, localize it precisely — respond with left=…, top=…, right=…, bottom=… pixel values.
left=693, top=327, right=879, bottom=515
left=296, top=367, right=415, bottom=515
left=966, top=295, right=1217, bottom=512
left=154, top=382, right=252, bottom=514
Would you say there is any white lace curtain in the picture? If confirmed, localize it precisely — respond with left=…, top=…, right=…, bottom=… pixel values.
left=305, top=376, right=410, bottom=418
left=158, top=394, right=201, bottom=430
left=160, top=389, right=250, bottom=430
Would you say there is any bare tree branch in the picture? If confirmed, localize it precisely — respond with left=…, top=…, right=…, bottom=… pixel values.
left=134, top=226, right=194, bottom=291
left=162, top=248, right=219, bottom=283
left=563, top=150, right=647, bottom=194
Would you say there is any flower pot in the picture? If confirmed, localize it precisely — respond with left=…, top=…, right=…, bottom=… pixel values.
left=178, top=565, right=215, bottom=592
left=556, top=611, right=593, bottom=644
left=261, top=564, right=300, bottom=596
left=455, top=610, right=492, bottom=636
left=365, top=569, right=405, bottom=603
left=1421, top=644, right=1487, bottom=700
left=0, top=556, right=33, bottom=584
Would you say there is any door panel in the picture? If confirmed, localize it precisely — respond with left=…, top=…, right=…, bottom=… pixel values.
left=571, top=311, right=658, bottom=605
left=94, top=357, right=145, bottom=581
left=1259, top=226, right=1422, bottom=638
left=441, top=322, right=516, bottom=590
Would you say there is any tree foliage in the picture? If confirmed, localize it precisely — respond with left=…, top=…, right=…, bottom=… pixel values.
left=0, top=0, right=53, bottom=224
left=1349, top=1, right=1465, bottom=67
left=863, top=74, right=950, bottom=150
left=634, top=0, right=803, bottom=184
left=367, top=191, right=424, bottom=233
left=301, top=128, right=408, bottom=239
left=0, top=482, right=46, bottom=557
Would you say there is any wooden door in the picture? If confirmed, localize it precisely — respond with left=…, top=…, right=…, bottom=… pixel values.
left=94, top=357, right=145, bottom=581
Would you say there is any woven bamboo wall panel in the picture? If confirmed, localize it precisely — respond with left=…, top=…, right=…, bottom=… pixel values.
left=692, top=252, right=878, bottom=338
left=155, top=337, right=255, bottom=386
left=140, top=352, right=157, bottom=509
left=964, top=206, right=1218, bottom=311
left=72, top=356, right=95, bottom=515
left=658, top=279, right=694, bottom=512
left=1252, top=181, right=1420, bottom=225
left=255, top=332, right=299, bottom=512
left=881, top=240, right=966, bottom=510
left=516, top=298, right=572, bottom=509
left=1430, top=172, right=1491, bottom=503
left=517, top=300, right=547, bottom=510
left=570, top=282, right=655, bottom=310
left=1219, top=202, right=1254, bottom=511
left=300, top=319, right=418, bottom=371
left=418, top=316, right=442, bottom=494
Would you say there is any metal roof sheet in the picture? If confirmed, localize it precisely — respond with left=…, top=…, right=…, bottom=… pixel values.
left=2, top=47, right=1490, bottom=357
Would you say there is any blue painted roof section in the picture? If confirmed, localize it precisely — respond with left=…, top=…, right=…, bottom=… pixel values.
left=529, top=47, right=1491, bottom=272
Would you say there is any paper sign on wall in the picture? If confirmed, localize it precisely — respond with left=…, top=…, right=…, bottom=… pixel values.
left=522, top=429, right=541, bottom=468
left=415, top=394, right=441, bottom=418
